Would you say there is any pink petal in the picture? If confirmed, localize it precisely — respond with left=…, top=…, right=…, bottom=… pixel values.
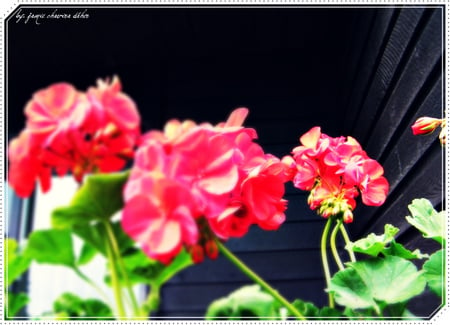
left=224, top=107, right=249, bottom=127
left=300, top=126, right=321, bottom=148
left=361, top=177, right=389, bottom=206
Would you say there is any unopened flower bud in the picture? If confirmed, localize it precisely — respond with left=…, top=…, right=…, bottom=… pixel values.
left=321, top=207, right=334, bottom=218
left=204, top=239, right=219, bottom=260
left=343, top=210, right=353, bottom=223
left=411, top=117, right=443, bottom=135
left=190, top=244, right=204, bottom=264
left=332, top=205, right=340, bottom=216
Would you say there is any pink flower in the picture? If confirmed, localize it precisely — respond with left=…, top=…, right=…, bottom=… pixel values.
left=8, top=77, right=141, bottom=196
left=359, top=159, right=389, bottom=206
left=290, top=127, right=389, bottom=222
left=123, top=108, right=290, bottom=262
left=24, top=83, right=86, bottom=136
left=8, top=130, right=51, bottom=198
left=209, top=155, right=288, bottom=239
left=122, top=176, right=198, bottom=264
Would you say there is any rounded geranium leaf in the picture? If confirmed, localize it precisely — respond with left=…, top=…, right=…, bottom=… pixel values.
left=423, top=249, right=444, bottom=297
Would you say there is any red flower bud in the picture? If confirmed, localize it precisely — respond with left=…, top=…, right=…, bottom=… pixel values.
left=411, top=117, right=443, bottom=135
left=343, top=210, right=353, bottom=223
left=190, top=244, right=204, bottom=264
left=204, top=239, right=219, bottom=260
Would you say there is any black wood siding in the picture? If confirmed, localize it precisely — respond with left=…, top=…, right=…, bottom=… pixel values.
left=6, top=6, right=444, bottom=319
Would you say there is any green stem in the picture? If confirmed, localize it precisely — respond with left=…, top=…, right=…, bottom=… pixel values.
left=72, top=266, right=111, bottom=305
left=215, top=238, right=305, bottom=320
left=104, top=226, right=126, bottom=318
left=321, top=218, right=334, bottom=308
left=330, top=219, right=345, bottom=271
left=103, top=222, right=141, bottom=317
left=339, top=223, right=356, bottom=262
left=141, top=283, right=161, bottom=319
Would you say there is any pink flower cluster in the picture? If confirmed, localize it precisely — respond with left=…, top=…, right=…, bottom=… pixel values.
left=8, top=77, right=140, bottom=197
left=122, top=108, right=292, bottom=263
left=290, top=127, right=389, bottom=223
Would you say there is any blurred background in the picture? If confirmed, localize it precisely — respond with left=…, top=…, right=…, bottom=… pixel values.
left=6, top=5, right=444, bottom=318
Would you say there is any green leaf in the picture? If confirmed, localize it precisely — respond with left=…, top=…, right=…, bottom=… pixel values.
left=6, top=292, right=29, bottom=318
left=73, top=224, right=107, bottom=255
left=405, top=198, right=445, bottom=244
left=329, top=256, right=427, bottom=313
left=423, top=249, right=444, bottom=297
left=53, top=292, right=113, bottom=319
left=329, top=268, right=377, bottom=311
left=53, top=292, right=84, bottom=316
left=291, top=299, right=319, bottom=318
left=383, top=302, right=407, bottom=317
left=73, top=221, right=133, bottom=257
left=152, top=248, right=193, bottom=286
left=318, top=307, right=343, bottom=320
left=347, top=224, right=399, bottom=257
left=105, top=248, right=193, bottom=287
left=77, top=242, right=98, bottom=266
left=82, top=299, right=113, bottom=319
left=51, top=172, right=129, bottom=228
left=52, top=206, right=95, bottom=229
left=6, top=238, right=31, bottom=287
left=205, top=285, right=280, bottom=320
left=383, top=241, right=429, bottom=260
left=24, top=229, right=75, bottom=268
left=350, top=256, right=426, bottom=304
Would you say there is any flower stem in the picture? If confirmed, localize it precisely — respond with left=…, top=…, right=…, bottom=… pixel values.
left=103, top=221, right=141, bottom=317
left=104, top=225, right=126, bottom=318
left=330, top=219, right=345, bottom=271
left=140, top=283, right=161, bottom=319
left=214, top=238, right=305, bottom=320
left=72, top=266, right=111, bottom=305
left=339, top=223, right=356, bottom=262
left=321, top=218, right=334, bottom=308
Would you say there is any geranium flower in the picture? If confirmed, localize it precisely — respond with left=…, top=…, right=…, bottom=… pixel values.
left=24, top=83, right=86, bottom=136
left=7, top=130, right=51, bottom=198
left=8, top=77, right=141, bottom=196
left=290, top=127, right=389, bottom=223
left=123, top=108, right=290, bottom=263
left=209, top=155, right=288, bottom=239
left=122, top=176, right=198, bottom=264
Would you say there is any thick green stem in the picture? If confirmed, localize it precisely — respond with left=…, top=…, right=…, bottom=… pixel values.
left=321, top=218, right=334, bottom=308
left=330, top=219, right=345, bottom=271
left=104, top=226, right=126, bottom=318
left=215, top=238, right=305, bottom=320
left=104, top=222, right=140, bottom=317
left=339, top=223, right=356, bottom=262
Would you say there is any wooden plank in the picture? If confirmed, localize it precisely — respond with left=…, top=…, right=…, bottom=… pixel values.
left=338, top=9, right=377, bottom=114
left=159, top=279, right=327, bottom=313
left=352, top=8, right=426, bottom=143
left=225, top=221, right=325, bottom=252
left=168, top=250, right=328, bottom=284
left=380, top=76, right=442, bottom=189
left=365, top=10, right=442, bottom=158
left=350, top=143, right=443, bottom=237
left=348, top=77, right=442, bottom=236
left=344, top=8, right=397, bottom=133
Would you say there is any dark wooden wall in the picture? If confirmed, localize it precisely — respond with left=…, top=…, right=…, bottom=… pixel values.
left=344, top=7, right=444, bottom=316
left=6, top=6, right=444, bottom=319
